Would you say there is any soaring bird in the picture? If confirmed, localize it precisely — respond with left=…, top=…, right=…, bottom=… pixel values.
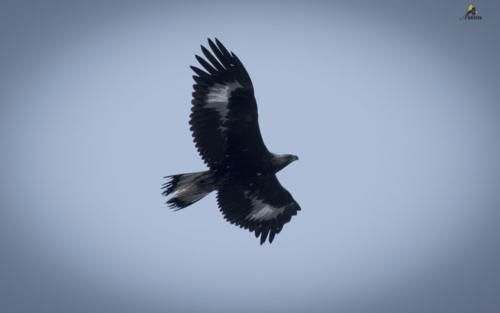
left=162, top=39, right=300, bottom=244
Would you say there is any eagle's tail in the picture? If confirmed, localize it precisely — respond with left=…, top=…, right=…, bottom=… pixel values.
left=162, top=171, right=215, bottom=211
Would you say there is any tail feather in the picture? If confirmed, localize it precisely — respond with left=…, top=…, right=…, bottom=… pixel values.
left=162, top=171, right=214, bottom=210
left=161, top=176, right=179, bottom=197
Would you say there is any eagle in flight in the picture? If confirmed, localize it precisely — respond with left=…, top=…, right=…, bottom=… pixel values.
left=162, top=39, right=300, bottom=244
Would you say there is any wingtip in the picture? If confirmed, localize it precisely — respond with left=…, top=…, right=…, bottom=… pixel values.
left=260, top=229, right=269, bottom=244
left=255, top=229, right=261, bottom=238
left=269, top=231, right=276, bottom=243
left=215, top=38, right=229, bottom=54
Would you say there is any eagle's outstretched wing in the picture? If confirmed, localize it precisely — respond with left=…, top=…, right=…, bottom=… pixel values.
left=217, top=174, right=301, bottom=244
left=190, top=38, right=269, bottom=170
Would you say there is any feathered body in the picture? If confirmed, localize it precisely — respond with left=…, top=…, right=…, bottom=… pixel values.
left=162, top=39, right=300, bottom=244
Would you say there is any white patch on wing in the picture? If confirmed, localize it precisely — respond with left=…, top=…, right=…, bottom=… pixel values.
left=245, top=193, right=285, bottom=221
left=205, top=82, right=242, bottom=123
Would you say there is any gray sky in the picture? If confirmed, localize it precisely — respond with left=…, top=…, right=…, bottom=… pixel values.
left=1, top=0, right=500, bottom=312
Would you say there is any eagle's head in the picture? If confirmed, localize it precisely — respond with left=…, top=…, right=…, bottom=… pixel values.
left=271, top=153, right=299, bottom=173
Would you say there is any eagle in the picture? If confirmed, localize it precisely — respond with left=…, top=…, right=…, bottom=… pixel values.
left=162, top=39, right=300, bottom=244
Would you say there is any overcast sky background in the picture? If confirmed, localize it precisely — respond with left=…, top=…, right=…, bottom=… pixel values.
left=1, top=0, right=500, bottom=312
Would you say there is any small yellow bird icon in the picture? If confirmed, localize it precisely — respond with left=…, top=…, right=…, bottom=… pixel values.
left=462, top=4, right=478, bottom=19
